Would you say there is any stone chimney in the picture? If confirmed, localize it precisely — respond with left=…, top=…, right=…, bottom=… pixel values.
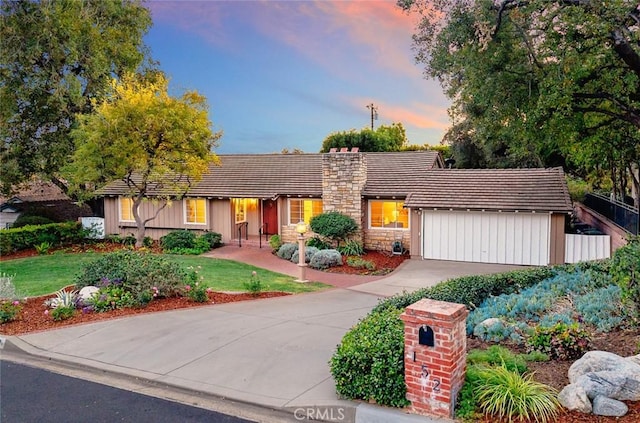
left=322, top=148, right=366, bottom=243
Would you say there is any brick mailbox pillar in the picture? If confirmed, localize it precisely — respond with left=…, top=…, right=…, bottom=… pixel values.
left=400, top=299, right=468, bottom=419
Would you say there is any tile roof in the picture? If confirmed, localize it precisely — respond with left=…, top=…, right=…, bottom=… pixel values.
left=363, top=151, right=442, bottom=197
left=0, top=180, right=69, bottom=204
left=404, top=167, right=572, bottom=213
left=100, top=151, right=442, bottom=198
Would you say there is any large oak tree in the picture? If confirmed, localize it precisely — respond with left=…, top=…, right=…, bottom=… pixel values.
left=0, top=0, right=153, bottom=195
left=399, top=0, right=640, bottom=205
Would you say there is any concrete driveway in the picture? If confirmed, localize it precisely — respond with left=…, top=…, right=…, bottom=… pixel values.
left=6, top=256, right=526, bottom=422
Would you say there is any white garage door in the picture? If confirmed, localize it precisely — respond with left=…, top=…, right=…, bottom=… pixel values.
left=422, top=211, right=550, bottom=266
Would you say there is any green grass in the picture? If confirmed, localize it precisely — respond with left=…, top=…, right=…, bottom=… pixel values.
left=0, top=252, right=329, bottom=297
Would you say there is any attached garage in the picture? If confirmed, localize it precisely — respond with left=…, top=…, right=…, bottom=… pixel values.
left=405, top=168, right=572, bottom=266
left=423, top=211, right=550, bottom=265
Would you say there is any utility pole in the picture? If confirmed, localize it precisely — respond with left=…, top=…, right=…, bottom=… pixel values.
left=366, top=103, right=378, bottom=130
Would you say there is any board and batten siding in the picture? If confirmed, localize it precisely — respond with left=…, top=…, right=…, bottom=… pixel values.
left=104, top=197, right=215, bottom=239
left=422, top=211, right=552, bottom=266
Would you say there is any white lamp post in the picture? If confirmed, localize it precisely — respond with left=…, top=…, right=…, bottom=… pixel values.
left=295, top=221, right=308, bottom=282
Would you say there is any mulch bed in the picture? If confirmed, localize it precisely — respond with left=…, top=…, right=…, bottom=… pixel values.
left=325, top=250, right=409, bottom=275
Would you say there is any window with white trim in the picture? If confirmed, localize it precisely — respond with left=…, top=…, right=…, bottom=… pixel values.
left=289, top=199, right=323, bottom=224
left=185, top=198, right=206, bottom=224
left=119, top=197, right=134, bottom=222
left=369, top=200, right=408, bottom=229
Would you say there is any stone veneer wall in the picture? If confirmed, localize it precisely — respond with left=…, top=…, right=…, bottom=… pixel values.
left=364, top=229, right=411, bottom=254
left=322, top=152, right=367, bottom=244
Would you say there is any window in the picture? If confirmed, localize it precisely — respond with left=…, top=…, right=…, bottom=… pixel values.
left=119, top=197, right=134, bottom=222
left=369, top=201, right=408, bottom=229
left=185, top=198, right=206, bottom=224
left=289, top=199, right=323, bottom=224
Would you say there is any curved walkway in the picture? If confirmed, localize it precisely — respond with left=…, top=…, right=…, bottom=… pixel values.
left=203, top=244, right=386, bottom=288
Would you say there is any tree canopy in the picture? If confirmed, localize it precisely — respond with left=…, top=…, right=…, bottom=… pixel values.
left=319, top=123, right=408, bottom=152
left=399, top=0, right=640, bottom=205
left=64, top=73, right=221, bottom=246
left=0, top=0, right=153, bottom=195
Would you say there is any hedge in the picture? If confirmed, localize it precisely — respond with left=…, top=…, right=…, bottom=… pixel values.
left=0, top=221, right=86, bottom=254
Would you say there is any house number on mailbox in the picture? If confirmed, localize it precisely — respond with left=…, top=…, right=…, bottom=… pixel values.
left=421, top=364, right=441, bottom=392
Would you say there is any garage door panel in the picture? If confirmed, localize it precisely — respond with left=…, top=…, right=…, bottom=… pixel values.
left=423, top=211, right=550, bottom=266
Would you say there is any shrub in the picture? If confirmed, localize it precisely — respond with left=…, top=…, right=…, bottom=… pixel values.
left=373, top=266, right=556, bottom=314
left=200, top=231, right=222, bottom=249
left=467, top=345, right=528, bottom=374
left=51, top=305, right=76, bottom=321
left=35, top=241, right=52, bottom=255
left=12, top=215, right=54, bottom=228
left=306, top=236, right=330, bottom=250
left=611, top=236, right=640, bottom=316
left=309, top=211, right=358, bottom=248
left=0, top=221, right=86, bottom=254
left=309, top=249, right=342, bottom=270
left=290, top=246, right=319, bottom=264
left=338, top=240, right=364, bottom=256
left=346, top=256, right=375, bottom=271
left=74, top=250, right=186, bottom=299
left=268, top=234, right=282, bottom=252
left=574, top=285, right=632, bottom=331
left=183, top=266, right=208, bottom=302
left=89, top=279, right=139, bottom=312
left=330, top=308, right=409, bottom=407
left=161, top=230, right=197, bottom=251
left=474, top=365, right=560, bottom=423
left=526, top=323, right=591, bottom=360
left=0, top=300, right=22, bottom=323
left=276, top=243, right=298, bottom=260
left=243, top=271, right=263, bottom=297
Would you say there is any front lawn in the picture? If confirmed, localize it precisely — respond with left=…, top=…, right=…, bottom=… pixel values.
left=0, top=252, right=328, bottom=297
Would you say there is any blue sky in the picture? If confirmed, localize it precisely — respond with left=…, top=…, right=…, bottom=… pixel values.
left=145, top=0, right=450, bottom=154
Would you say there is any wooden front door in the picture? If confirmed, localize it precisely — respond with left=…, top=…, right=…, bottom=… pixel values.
left=262, top=199, right=278, bottom=237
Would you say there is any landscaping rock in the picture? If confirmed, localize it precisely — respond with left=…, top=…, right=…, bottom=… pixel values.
left=592, top=395, right=628, bottom=417
left=559, top=350, right=640, bottom=418
left=472, top=318, right=505, bottom=337
left=558, top=384, right=592, bottom=413
left=79, top=286, right=99, bottom=304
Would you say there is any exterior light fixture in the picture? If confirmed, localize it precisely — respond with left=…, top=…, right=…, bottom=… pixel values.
left=295, top=221, right=308, bottom=282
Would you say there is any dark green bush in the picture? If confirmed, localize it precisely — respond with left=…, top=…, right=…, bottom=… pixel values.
left=610, top=236, right=640, bottom=316
left=12, top=215, right=54, bottom=228
left=161, top=230, right=197, bottom=251
left=309, top=211, right=358, bottom=248
left=268, top=234, right=282, bottom=252
left=306, top=236, right=330, bottom=250
left=200, top=231, right=223, bottom=249
left=0, top=221, right=86, bottom=254
left=74, top=250, right=186, bottom=299
left=330, top=308, right=409, bottom=407
left=160, top=230, right=221, bottom=254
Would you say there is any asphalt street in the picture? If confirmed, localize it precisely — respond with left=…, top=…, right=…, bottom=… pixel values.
left=0, top=360, right=258, bottom=423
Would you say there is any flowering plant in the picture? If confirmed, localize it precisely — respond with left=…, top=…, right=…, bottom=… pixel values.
left=0, top=299, right=22, bottom=323
left=184, top=266, right=208, bottom=303
left=243, top=271, right=263, bottom=297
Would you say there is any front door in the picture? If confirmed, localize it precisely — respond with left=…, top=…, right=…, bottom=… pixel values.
left=262, top=199, right=278, bottom=237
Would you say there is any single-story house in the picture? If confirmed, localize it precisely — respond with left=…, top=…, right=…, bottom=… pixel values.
left=0, top=180, right=92, bottom=229
left=100, top=150, right=572, bottom=266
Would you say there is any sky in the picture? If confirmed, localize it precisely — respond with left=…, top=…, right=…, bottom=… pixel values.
left=145, top=0, right=451, bottom=154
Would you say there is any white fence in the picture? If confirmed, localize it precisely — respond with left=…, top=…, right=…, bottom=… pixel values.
left=564, top=234, right=611, bottom=263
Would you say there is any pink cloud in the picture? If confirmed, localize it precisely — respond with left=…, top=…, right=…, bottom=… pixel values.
left=347, top=96, right=450, bottom=131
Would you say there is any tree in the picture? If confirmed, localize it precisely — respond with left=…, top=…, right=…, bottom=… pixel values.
left=319, top=123, right=408, bottom=152
left=399, top=0, right=640, bottom=206
left=0, top=0, right=153, bottom=195
left=64, top=73, right=221, bottom=247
